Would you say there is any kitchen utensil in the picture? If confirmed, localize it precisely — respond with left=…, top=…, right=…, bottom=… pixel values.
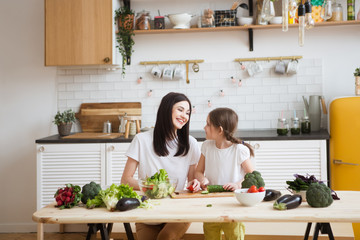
left=287, top=59, right=299, bottom=74
left=167, top=13, right=193, bottom=29
left=237, top=17, right=254, bottom=25
left=308, top=95, right=322, bottom=131
left=75, top=102, right=141, bottom=133
left=173, top=65, right=185, bottom=80
left=162, top=65, right=174, bottom=80
left=170, top=190, right=234, bottom=199
left=118, top=113, right=127, bottom=133
left=103, top=120, right=112, bottom=133
left=192, top=62, right=200, bottom=72
left=151, top=65, right=162, bottom=78
left=275, top=60, right=286, bottom=74
left=62, top=133, right=122, bottom=139
left=302, top=96, right=310, bottom=114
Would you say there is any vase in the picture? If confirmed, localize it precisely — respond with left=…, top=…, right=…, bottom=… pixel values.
left=58, top=123, right=72, bottom=136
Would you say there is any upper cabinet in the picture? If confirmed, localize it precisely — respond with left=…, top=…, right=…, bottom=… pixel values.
left=45, top=0, right=120, bottom=66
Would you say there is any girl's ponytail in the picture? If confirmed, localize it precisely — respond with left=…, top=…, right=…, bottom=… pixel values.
left=225, top=132, right=254, bottom=157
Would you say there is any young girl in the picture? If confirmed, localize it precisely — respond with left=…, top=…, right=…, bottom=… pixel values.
left=121, top=92, right=201, bottom=240
left=194, top=107, right=255, bottom=240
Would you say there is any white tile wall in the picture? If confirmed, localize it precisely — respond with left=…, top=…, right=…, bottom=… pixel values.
left=57, top=59, right=324, bottom=131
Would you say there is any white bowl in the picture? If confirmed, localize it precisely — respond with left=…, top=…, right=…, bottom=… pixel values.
left=235, top=188, right=265, bottom=206
left=269, top=16, right=283, bottom=24
left=237, top=17, right=254, bottom=26
left=167, top=13, right=192, bottom=29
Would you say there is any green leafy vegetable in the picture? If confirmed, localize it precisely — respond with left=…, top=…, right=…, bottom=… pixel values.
left=86, top=183, right=142, bottom=211
left=241, top=171, right=265, bottom=188
left=142, top=169, right=176, bottom=199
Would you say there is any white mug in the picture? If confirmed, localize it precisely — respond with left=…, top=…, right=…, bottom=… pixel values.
left=247, top=62, right=263, bottom=76
left=275, top=61, right=286, bottom=74
left=287, top=60, right=299, bottom=74
left=162, top=66, right=174, bottom=80
left=151, top=66, right=162, bottom=78
left=173, top=66, right=185, bottom=80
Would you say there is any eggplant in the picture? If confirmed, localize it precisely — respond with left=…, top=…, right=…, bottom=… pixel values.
left=116, top=198, right=140, bottom=211
left=263, top=189, right=282, bottom=201
left=273, top=194, right=302, bottom=210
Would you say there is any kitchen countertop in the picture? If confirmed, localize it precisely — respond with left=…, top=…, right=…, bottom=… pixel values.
left=35, top=129, right=329, bottom=144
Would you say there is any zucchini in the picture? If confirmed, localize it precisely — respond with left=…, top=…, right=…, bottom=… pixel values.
left=263, top=189, right=281, bottom=201
left=207, top=185, right=232, bottom=193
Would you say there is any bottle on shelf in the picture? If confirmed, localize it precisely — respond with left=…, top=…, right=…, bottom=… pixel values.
left=301, top=116, right=311, bottom=133
left=347, top=0, right=355, bottom=20
left=277, top=118, right=289, bottom=136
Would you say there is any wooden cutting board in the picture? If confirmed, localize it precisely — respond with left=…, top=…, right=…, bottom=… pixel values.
left=62, top=133, right=123, bottom=139
left=75, top=102, right=141, bottom=132
left=170, top=190, right=235, bottom=199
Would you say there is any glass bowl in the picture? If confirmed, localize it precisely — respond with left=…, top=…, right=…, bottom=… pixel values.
left=138, top=178, right=178, bottom=199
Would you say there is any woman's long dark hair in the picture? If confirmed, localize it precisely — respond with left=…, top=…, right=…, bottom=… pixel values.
left=208, top=108, right=254, bottom=157
left=153, top=92, right=192, bottom=157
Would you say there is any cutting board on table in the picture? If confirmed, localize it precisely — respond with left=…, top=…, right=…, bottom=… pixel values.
left=171, top=191, right=235, bottom=199
left=76, top=102, right=141, bottom=133
left=62, top=133, right=123, bottom=139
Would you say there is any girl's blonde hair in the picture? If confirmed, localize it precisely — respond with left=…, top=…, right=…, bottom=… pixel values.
left=208, top=108, right=254, bottom=157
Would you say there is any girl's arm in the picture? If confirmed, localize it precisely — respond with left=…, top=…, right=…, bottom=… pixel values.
left=224, top=158, right=255, bottom=191
left=194, top=154, right=209, bottom=189
left=121, top=157, right=140, bottom=190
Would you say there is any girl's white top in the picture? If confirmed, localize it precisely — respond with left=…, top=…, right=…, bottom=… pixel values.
left=126, top=129, right=201, bottom=191
left=201, top=140, right=250, bottom=185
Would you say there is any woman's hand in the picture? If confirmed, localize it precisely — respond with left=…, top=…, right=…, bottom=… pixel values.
left=223, top=182, right=239, bottom=191
left=200, top=178, right=209, bottom=190
left=187, top=179, right=201, bottom=192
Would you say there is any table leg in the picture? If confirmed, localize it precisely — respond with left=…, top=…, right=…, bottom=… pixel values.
left=304, top=222, right=312, bottom=240
left=124, top=223, right=135, bottom=240
left=313, top=223, right=321, bottom=240
left=312, top=223, right=335, bottom=240
left=37, top=223, right=44, bottom=240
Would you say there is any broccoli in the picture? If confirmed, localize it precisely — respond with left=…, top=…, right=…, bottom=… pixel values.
left=81, top=181, right=102, bottom=204
left=306, top=182, right=333, bottom=208
left=241, top=170, right=265, bottom=188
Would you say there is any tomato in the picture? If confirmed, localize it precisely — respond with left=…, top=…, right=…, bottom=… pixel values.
left=258, top=187, right=265, bottom=192
left=187, top=185, right=194, bottom=192
left=247, top=185, right=259, bottom=193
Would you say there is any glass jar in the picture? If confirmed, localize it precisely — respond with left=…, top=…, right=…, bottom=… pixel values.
left=301, top=116, right=311, bottom=133
left=290, top=117, right=301, bottom=135
left=329, top=3, right=343, bottom=21
left=277, top=118, right=289, bottom=136
left=136, top=11, right=151, bottom=30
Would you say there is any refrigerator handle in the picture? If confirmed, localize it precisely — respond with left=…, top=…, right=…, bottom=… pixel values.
left=333, top=159, right=359, bottom=166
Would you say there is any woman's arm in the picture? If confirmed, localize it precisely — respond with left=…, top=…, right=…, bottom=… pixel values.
left=121, top=157, right=140, bottom=190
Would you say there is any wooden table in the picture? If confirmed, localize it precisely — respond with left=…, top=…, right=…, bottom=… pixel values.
left=33, top=191, right=360, bottom=240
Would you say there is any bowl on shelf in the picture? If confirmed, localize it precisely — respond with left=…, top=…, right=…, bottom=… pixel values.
left=234, top=188, right=265, bottom=206
left=138, top=178, right=178, bottom=199
left=237, top=17, right=254, bottom=26
left=269, top=16, right=283, bottom=24
left=167, top=13, right=193, bottom=29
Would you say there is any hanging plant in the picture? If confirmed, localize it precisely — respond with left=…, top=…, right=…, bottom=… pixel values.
left=115, top=6, right=135, bottom=76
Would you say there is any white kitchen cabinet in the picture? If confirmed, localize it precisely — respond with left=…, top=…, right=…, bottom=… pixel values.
left=36, top=143, right=133, bottom=209
left=105, top=143, right=138, bottom=185
left=248, top=140, right=327, bottom=190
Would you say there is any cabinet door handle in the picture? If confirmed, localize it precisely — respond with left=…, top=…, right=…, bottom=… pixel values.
left=108, top=145, right=115, bottom=151
left=104, top=57, right=110, bottom=63
left=39, top=146, right=45, bottom=152
left=333, top=159, right=359, bottom=166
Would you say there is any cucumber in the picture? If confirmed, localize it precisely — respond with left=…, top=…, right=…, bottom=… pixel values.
left=207, top=185, right=232, bottom=193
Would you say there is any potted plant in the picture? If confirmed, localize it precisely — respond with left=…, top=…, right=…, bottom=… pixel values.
left=115, top=6, right=135, bottom=76
left=53, top=109, right=76, bottom=136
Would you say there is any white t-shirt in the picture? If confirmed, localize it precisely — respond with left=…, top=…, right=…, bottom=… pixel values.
left=126, top=129, right=201, bottom=191
left=201, top=140, right=250, bottom=185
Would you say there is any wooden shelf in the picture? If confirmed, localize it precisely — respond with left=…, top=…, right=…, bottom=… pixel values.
left=134, top=20, right=360, bottom=34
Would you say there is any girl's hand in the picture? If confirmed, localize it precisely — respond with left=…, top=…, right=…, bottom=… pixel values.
left=187, top=179, right=201, bottom=192
left=223, top=182, right=239, bottom=191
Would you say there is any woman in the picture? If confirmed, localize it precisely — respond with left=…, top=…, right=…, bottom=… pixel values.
left=121, top=92, right=201, bottom=240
